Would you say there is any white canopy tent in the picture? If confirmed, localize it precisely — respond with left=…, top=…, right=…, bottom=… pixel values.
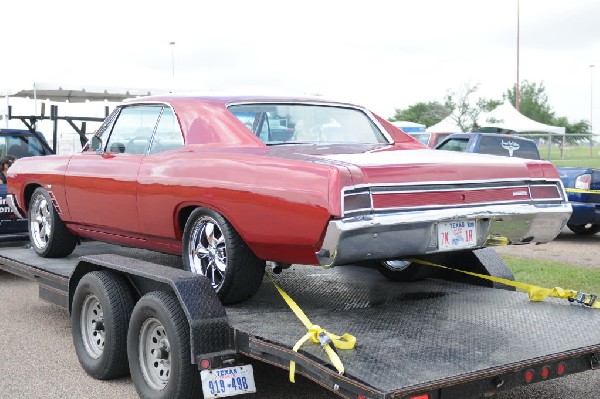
left=477, top=101, right=566, bottom=135
left=425, top=114, right=463, bottom=133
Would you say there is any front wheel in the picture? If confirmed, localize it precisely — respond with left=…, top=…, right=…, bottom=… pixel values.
left=29, top=187, right=77, bottom=257
left=182, top=208, right=265, bottom=304
left=567, top=223, right=600, bottom=235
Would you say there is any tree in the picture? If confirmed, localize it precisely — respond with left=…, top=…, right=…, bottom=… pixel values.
left=505, top=80, right=555, bottom=124
left=389, top=101, right=449, bottom=127
left=444, top=82, right=489, bottom=132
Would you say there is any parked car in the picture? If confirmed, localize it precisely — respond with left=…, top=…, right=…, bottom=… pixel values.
left=7, top=96, right=571, bottom=303
left=435, top=132, right=600, bottom=235
left=0, top=128, right=53, bottom=239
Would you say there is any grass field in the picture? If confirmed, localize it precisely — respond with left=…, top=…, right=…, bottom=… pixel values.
left=501, top=255, right=600, bottom=295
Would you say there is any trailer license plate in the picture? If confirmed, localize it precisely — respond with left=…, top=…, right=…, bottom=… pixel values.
left=200, top=365, right=256, bottom=398
left=438, top=220, right=477, bottom=250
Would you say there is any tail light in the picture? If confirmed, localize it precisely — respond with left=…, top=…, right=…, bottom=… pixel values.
left=575, top=174, right=592, bottom=190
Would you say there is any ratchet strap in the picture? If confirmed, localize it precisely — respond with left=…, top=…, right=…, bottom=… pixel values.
left=409, top=258, right=600, bottom=309
left=565, top=188, right=600, bottom=194
left=266, top=273, right=356, bottom=383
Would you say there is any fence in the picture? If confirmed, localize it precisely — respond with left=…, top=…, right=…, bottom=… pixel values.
left=511, top=133, right=600, bottom=161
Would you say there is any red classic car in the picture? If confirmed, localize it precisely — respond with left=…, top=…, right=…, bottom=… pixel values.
left=6, top=95, right=571, bottom=303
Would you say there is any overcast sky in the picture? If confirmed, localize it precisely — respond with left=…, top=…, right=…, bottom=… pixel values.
left=2, top=0, right=600, bottom=128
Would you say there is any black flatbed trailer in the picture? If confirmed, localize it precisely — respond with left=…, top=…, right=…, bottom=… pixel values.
left=0, top=240, right=599, bottom=399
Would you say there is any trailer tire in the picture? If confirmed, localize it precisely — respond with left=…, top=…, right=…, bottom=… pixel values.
left=128, top=291, right=201, bottom=399
left=29, top=187, right=77, bottom=258
left=567, top=223, right=600, bottom=235
left=72, top=271, right=134, bottom=380
left=377, top=259, right=437, bottom=282
left=182, top=208, right=265, bottom=304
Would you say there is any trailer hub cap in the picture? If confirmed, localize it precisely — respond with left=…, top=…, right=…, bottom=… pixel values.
left=139, top=318, right=171, bottom=390
left=80, top=294, right=105, bottom=359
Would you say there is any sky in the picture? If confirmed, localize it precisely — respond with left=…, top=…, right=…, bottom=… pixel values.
left=2, top=0, right=600, bottom=129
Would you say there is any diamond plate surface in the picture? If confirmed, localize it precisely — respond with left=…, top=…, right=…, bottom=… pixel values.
left=226, top=265, right=600, bottom=393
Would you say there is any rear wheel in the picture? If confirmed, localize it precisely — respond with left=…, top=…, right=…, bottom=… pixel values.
left=567, top=223, right=600, bottom=235
left=29, top=187, right=77, bottom=257
left=377, top=259, right=437, bottom=282
left=127, top=291, right=201, bottom=399
left=182, top=208, right=265, bottom=304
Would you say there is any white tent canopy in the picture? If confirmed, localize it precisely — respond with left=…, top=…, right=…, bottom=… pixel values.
left=425, top=114, right=463, bottom=133
left=477, top=101, right=566, bottom=135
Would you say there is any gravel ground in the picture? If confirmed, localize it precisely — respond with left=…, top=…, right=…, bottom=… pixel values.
left=1, top=230, right=599, bottom=398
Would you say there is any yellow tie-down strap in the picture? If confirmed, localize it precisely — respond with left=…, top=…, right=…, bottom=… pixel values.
left=266, top=274, right=356, bottom=383
left=409, top=258, right=600, bottom=309
left=565, top=188, right=600, bottom=194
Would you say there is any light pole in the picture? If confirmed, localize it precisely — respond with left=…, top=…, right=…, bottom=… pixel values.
left=516, top=0, right=520, bottom=111
left=591, top=64, right=595, bottom=134
left=169, top=42, right=176, bottom=79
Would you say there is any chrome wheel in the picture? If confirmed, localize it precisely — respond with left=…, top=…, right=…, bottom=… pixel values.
left=381, top=260, right=411, bottom=271
left=80, top=294, right=104, bottom=359
left=30, top=194, right=51, bottom=250
left=187, top=216, right=226, bottom=289
left=139, top=318, right=171, bottom=390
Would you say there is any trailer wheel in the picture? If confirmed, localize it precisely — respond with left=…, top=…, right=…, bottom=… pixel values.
left=182, top=208, right=265, bottom=304
left=72, top=271, right=134, bottom=380
left=128, top=291, right=201, bottom=399
left=567, top=223, right=600, bottom=235
left=29, top=187, right=77, bottom=258
left=377, top=259, right=437, bottom=282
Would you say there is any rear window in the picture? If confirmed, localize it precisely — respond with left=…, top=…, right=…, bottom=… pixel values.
left=436, top=138, right=469, bottom=152
left=228, top=104, right=389, bottom=145
left=479, top=136, right=541, bottom=160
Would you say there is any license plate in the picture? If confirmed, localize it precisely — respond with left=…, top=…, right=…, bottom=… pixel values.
left=438, top=220, right=477, bottom=250
left=201, top=365, right=256, bottom=398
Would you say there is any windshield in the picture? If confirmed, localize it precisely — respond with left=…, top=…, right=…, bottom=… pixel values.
left=228, top=104, right=388, bottom=145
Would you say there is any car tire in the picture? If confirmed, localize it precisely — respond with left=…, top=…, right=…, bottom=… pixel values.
left=72, top=271, right=134, bottom=380
left=128, top=291, right=201, bottom=399
left=182, top=208, right=265, bottom=304
left=377, top=259, right=438, bottom=282
left=567, top=223, right=600, bottom=235
left=29, top=187, right=77, bottom=257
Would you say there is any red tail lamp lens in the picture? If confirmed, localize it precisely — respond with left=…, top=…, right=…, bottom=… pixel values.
left=557, top=363, right=566, bottom=375
left=408, top=395, right=429, bottom=399
left=524, top=369, right=535, bottom=383
left=541, top=366, right=550, bottom=379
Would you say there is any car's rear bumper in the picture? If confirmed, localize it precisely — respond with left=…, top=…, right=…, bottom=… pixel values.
left=567, top=202, right=600, bottom=226
left=316, top=203, right=572, bottom=267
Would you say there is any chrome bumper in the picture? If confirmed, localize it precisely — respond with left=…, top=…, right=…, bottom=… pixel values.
left=6, top=194, right=26, bottom=219
left=316, top=203, right=572, bottom=267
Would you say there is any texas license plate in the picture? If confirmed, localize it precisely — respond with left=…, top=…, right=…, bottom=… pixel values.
left=200, top=365, right=256, bottom=398
left=438, top=220, right=477, bottom=250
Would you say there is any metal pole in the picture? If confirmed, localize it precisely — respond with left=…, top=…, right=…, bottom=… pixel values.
left=516, top=0, right=521, bottom=111
left=591, top=64, right=595, bottom=156
left=169, top=42, right=176, bottom=79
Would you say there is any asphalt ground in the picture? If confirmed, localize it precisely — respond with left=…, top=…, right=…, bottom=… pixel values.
left=1, top=231, right=599, bottom=398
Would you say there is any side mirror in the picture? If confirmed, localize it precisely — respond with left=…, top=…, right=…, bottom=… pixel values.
left=91, top=136, right=103, bottom=153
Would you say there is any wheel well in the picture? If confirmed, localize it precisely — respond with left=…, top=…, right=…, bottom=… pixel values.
left=177, top=206, right=197, bottom=237
left=23, top=183, right=41, bottom=212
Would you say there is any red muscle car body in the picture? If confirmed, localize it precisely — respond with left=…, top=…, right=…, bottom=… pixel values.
left=6, top=95, right=572, bottom=302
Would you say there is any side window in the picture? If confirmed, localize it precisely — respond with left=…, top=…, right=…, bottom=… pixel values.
left=105, top=106, right=162, bottom=154
left=149, top=107, right=184, bottom=154
left=437, top=138, right=469, bottom=152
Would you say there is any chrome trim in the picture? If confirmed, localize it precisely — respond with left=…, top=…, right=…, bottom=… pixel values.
left=316, top=203, right=572, bottom=267
left=343, top=177, right=564, bottom=190
left=6, top=194, right=25, bottom=219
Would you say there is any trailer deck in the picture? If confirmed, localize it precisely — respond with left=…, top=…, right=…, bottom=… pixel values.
left=1, top=241, right=599, bottom=398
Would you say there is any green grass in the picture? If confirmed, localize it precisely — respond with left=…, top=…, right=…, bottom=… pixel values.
left=551, top=159, right=600, bottom=168
left=501, top=255, right=600, bottom=295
